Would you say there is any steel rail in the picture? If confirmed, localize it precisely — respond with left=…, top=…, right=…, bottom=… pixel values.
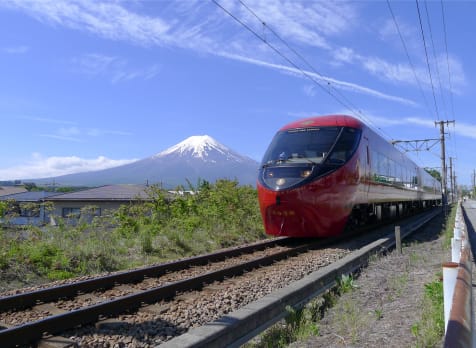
left=0, top=238, right=328, bottom=347
left=0, top=237, right=291, bottom=312
left=163, top=207, right=442, bottom=348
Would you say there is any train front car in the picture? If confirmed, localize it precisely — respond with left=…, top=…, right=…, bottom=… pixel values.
left=257, top=115, right=364, bottom=237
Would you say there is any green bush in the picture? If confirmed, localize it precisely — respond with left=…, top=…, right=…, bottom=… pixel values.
left=0, top=179, right=266, bottom=284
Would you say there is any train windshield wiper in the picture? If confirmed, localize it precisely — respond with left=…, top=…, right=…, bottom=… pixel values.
left=262, top=157, right=319, bottom=168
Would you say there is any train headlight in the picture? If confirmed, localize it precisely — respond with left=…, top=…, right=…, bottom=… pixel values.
left=301, top=169, right=312, bottom=178
left=260, top=166, right=316, bottom=190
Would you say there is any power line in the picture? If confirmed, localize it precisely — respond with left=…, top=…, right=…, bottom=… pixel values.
left=424, top=0, right=447, bottom=119
left=386, top=0, right=432, bottom=118
left=212, top=0, right=393, bottom=142
left=211, top=0, right=349, bottom=111
left=237, top=0, right=371, bottom=127
left=440, top=0, right=458, bottom=168
left=415, top=0, right=441, bottom=121
left=440, top=0, right=455, bottom=119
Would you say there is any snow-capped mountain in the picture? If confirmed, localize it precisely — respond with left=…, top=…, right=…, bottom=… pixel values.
left=31, top=135, right=259, bottom=188
left=155, top=135, right=249, bottom=163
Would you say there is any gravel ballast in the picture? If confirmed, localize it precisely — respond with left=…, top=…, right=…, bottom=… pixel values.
left=288, top=212, right=449, bottom=348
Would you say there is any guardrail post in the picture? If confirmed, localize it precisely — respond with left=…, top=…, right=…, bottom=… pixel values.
left=453, top=226, right=462, bottom=239
left=395, top=226, right=401, bottom=254
left=443, top=262, right=458, bottom=333
left=451, top=238, right=462, bottom=263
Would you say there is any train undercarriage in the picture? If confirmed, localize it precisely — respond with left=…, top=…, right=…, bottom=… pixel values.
left=349, top=199, right=442, bottom=229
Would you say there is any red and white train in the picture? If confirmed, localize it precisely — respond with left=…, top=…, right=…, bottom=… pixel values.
left=257, top=115, right=442, bottom=237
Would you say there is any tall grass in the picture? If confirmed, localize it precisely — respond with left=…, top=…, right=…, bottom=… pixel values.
left=411, top=204, right=456, bottom=346
left=0, top=179, right=266, bottom=283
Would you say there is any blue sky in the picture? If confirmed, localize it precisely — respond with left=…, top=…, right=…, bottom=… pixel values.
left=0, top=0, right=474, bottom=187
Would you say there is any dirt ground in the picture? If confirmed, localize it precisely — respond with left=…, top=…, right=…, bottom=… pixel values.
left=289, top=212, right=449, bottom=348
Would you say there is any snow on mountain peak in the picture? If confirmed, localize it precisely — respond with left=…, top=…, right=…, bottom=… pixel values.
left=155, top=135, right=243, bottom=162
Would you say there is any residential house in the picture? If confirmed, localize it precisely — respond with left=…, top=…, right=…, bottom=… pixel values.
left=45, top=184, right=151, bottom=223
left=0, top=191, right=61, bottom=225
left=0, top=186, right=27, bottom=197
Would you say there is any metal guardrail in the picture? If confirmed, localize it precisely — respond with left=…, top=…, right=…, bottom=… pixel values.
left=443, top=203, right=473, bottom=348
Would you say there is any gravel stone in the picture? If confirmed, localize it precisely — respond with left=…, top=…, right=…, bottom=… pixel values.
left=288, top=212, right=448, bottom=348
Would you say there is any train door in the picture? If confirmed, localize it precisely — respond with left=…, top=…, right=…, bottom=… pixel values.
left=363, top=136, right=371, bottom=197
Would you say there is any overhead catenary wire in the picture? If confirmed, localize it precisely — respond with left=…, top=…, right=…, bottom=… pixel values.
left=424, top=0, right=447, bottom=120
left=386, top=0, right=458, bottom=171
left=237, top=0, right=371, bottom=127
left=212, top=0, right=394, bottom=143
left=211, top=0, right=355, bottom=115
left=440, top=0, right=455, bottom=120
left=415, top=0, right=441, bottom=121
left=386, top=0, right=433, bottom=119
left=440, top=0, right=458, bottom=168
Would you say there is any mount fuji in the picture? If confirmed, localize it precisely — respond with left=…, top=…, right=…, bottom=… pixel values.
left=31, top=136, right=260, bottom=188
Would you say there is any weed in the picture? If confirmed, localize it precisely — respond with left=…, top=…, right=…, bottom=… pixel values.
left=389, top=272, right=409, bottom=297
left=374, top=308, right=383, bottom=320
left=337, top=274, right=356, bottom=294
left=411, top=278, right=444, bottom=347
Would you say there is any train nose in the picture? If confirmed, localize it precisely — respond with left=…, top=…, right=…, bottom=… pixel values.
left=264, top=202, right=325, bottom=237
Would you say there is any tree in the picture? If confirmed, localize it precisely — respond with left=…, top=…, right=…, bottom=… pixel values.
left=425, top=168, right=441, bottom=182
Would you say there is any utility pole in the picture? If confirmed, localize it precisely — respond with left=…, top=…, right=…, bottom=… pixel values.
left=435, top=120, right=455, bottom=215
left=449, top=157, right=453, bottom=204
left=453, top=168, right=457, bottom=201
left=473, top=169, right=476, bottom=199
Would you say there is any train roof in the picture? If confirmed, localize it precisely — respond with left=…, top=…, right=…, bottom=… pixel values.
left=279, top=115, right=364, bottom=131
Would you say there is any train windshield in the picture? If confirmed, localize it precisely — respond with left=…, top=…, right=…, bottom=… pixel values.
left=261, top=127, right=341, bottom=166
left=259, top=126, right=361, bottom=191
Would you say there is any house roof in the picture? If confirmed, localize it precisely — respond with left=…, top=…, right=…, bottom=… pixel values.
left=0, top=191, right=62, bottom=202
left=0, top=186, right=28, bottom=197
left=46, top=185, right=151, bottom=201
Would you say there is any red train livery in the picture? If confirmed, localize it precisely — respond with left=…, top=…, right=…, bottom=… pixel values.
left=257, top=115, right=442, bottom=237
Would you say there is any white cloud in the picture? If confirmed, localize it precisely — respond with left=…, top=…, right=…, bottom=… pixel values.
left=2, top=0, right=466, bottom=104
left=332, top=47, right=355, bottom=65
left=453, top=121, right=476, bottom=139
left=86, top=129, right=133, bottom=137
left=238, top=0, right=357, bottom=47
left=4, top=0, right=171, bottom=46
left=17, top=116, right=77, bottom=125
left=0, top=153, right=138, bottom=180
left=2, top=45, right=29, bottom=54
left=39, top=125, right=133, bottom=142
left=39, top=133, right=82, bottom=142
left=366, top=114, right=476, bottom=140
left=72, top=53, right=161, bottom=83
left=220, top=52, right=418, bottom=107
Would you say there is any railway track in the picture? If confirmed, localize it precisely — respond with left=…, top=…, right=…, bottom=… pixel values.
left=0, top=208, right=441, bottom=347
left=0, top=236, right=345, bottom=347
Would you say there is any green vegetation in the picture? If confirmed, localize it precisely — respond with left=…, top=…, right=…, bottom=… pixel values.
left=245, top=274, right=355, bottom=348
left=410, top=204, right=456, bottom=346
left=0, top=179, right=266, bottom=282
left=411, top=278, right=444, bottom=347
left=424, top=168, right=442, bottom=182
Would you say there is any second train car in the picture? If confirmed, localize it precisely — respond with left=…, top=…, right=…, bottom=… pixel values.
left=257, top=115, right=442, bottom=237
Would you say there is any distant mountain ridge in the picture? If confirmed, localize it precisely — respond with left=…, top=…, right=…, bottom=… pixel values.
left=31, top=135, right=259, bottom=188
